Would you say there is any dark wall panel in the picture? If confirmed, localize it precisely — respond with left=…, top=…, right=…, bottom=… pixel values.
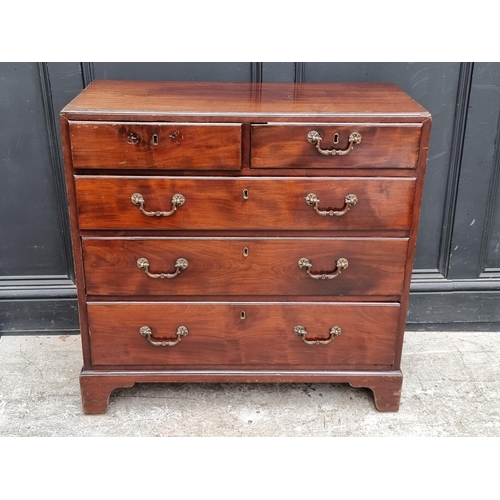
left=92, top=62, right=253, bottom=82
left=448, top=63, right=500, bottom=279
left=0, top=63, right=68, bottom=277
left=262, top=62, right=296, bottom=82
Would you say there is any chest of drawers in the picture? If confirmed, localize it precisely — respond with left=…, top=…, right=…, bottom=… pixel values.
left=60, top=81, right=431, bottom=414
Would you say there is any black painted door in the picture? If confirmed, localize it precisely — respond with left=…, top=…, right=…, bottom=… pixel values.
left=1, top=62, right=498, bottom=334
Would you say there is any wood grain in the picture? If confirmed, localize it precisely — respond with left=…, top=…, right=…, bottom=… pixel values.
left=80, top=374, right=135, bottom=414
left=61, top=81, right=430, bottom=120
left=251, top=124, right=421, bottom=169
left=70, top=121, right=242, bottom=169
left=82, top=237, right=408, bottom=297
left=75, top=176, right=416, bottom=231
left=87, top=302, right=401, bottom=368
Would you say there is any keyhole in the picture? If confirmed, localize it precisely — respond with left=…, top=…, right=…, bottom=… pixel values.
left=333, top=133, right=340, bottom=145
left=152, top=134, right=159, bottom=146
left=243, top=189, right=249, bottom=200
left=243, top=247, right=249, bottom=257
left=240, top=311, right=246, bottom=320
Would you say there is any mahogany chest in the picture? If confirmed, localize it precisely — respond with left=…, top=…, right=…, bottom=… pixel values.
left=60, top=81, right=431, bottom=413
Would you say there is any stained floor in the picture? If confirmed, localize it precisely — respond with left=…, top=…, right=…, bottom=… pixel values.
left=0, top=331, right=499, bottom=436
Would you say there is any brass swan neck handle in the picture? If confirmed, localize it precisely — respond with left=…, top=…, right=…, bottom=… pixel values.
left=298, top=257, right=348, bottom=280
left=131, top=193, right=185, bottom=217
left=139, top=325, right=189, bottom=347
left=137, top=257, right=188, bottom=279
left=307, top=130, right=362, bottom=156
left=305, top=193, right=358, bottom=217
left=294, top=325, right=342, bottom=345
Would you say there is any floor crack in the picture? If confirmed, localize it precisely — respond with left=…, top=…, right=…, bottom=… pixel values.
left=18, top=344, right=44, bottom=380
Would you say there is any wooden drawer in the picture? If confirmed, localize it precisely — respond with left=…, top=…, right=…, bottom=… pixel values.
left=251, top=123, right=422, bottom=169
left=69, top=121, right=242, bottom=169
left=75, top=176, right=416, bottom=231
left=82, top=237, right=408, bottom=297
left=87, top=302, right=401, bottom=368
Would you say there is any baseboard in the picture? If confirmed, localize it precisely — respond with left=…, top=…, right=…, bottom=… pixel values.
left=0, top=298, right=79, bottom=336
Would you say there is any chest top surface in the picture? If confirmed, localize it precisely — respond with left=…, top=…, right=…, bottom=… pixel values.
left=61, top=81, right=430, bottom=121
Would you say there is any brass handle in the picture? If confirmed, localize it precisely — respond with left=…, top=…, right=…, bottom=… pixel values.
left=298, top=257, right=348, bottom=280
left=307, top=130, right=361, bottom=156
left=137, top=257, right=188, bottom=279
left=131, top=193, right=185, bottom=217
left=305, top=193, right=358, bottom=216
left=139, top=325, right=188, bottom=347
left=294, top=325, right=342, bottom=345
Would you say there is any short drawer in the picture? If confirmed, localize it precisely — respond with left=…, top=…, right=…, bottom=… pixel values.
left=87, top=302, right=401, bottom=368
left=82, top=237, right=408, bottom=297
left=75, top=176, right=416, bottom=231
left=251, top=123, right=422, bottom=169
left=69, top=121, right=242, bottom=169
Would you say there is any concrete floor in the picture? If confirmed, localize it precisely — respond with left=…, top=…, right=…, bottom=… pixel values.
left=0, top=331, right=499, bottom=436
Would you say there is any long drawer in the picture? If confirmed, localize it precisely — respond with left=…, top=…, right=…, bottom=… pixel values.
left=75, top=176, right=416, bottom=231
left=69, top=121, right=242, bottom=170
left=82, top=237, right=408, bottom=297
left=87, top=302, right=401, bottom=368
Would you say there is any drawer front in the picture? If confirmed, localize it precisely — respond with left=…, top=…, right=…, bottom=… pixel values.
left=88, top=302, right=401, bottom=368
left=69, top=121, right=242, bottom=169
left=82, top=237, right=408, bottom=297
left=251, top=124, right=422, bottom=169
left=75, top=176, right=416, bottom=231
